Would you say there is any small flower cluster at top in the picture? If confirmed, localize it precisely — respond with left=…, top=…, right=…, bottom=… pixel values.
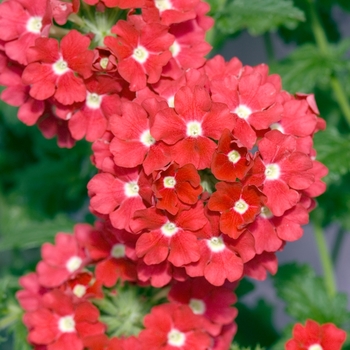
left=0, top=0, right=335, bottom=348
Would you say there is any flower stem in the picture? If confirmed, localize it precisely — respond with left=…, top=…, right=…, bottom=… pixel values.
left=331, top=226, right=346, bottom=265
left=308, top=0, right=350, bottom=127
left=313, top=223, right=337, bottom=297
left=263, top=32, right=275, bottom=63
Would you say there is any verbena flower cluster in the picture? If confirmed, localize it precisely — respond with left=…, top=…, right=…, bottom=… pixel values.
left=0, top=0, right=338, bottom=349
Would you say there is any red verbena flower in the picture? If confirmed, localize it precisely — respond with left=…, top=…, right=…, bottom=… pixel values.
left=285, top=319, right=347, bottom=350
left=22, top=30, right=94, bottom=105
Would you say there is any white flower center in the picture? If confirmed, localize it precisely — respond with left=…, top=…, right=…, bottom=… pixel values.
left=161, top=222, right=178, bottom=237
left=72, top=284, right=87, bottom=298
left=124, top=181, right=140, bottom=197
left=53, top=58, right=69, bottom=75
left=186, top=121, right=202, bottom=138
left=207, top=236, right=225, bottom=252
left=86, top=92, right=102, bottom=109
left=155, top=0, right=172, bottom=12
left=264, top=163, right=280, bottom=180
left=26, top=16, right=43, bottom=34
left=227, top=150, right=241, bottom=164
left=234, top=105, right=251, bottom=120
left=167, top=96, right=175, bottom=108
left=170, top=41, right=181, bottom=57
left=66, top=256, right=83, bottom=273
left=140, top=130, right=156, bottom=147
left=270, top=122, right=284, bottom=133
left=167, top=329, right=186, bottom=347
left=163, top=176, right=176, bottom=188
left=308, top=345, right=323, bottom=350
left=233, top=199, right=249, bottom=214
left=111, top=244, right=125, bottom=258
left=58, top=315, right=76, bottom=333
left=260, top=206, right=273, bottom=219
left=132, top=46, right=149, bottom=64
left=100, top=57, right=109, bottom=69
left=189, top=298, right=206, bottom=315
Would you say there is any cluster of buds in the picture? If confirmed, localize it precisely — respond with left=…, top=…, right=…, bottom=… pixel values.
left=0, top=0, right=333, bottom=348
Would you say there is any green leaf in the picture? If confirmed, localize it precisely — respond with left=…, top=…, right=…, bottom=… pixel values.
left=271, top=42, right=350, bottom=93
left=272, top=263, right=350, bottom=326
left=312, top=172, right=350, bottom=230
left=235, top=278, right=255, bottom=298
left=231, top=344, right=265, bottom=350
left=214, top=0, right=305, bottom=36
left=270, top=324, right=293, bottom=350
left=234, top=299, right=279, bottom=347
left=314, top=126, right=350, bottom=184
left=0, top=195, right=74, bottom=252
left=278, top=0, right=341, bottom=45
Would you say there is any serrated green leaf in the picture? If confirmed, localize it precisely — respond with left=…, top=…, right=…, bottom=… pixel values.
left=0, top=196, right=74, bottom=251
left=273, top=263, right=350, bottom=326
left=314, top=127, right=350, bottom=184
left=271, top=43, right=350, bottom=93
left=214, top=0, right=305, bottom=36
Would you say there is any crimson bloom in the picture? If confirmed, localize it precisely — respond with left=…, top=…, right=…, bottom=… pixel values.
left=245, top=130, right=314, bottom=216
left=208, top=182, right=264, bottom=239
left=68, top=76, right=122, bottom=142
left=105, top=16, right=174, bottom=91
left=75, top=222, right=138, bottom=287
left=211, top=129, right=253, bottom=181
left=36, top=232, right=88, bottom=288
left=22, top=30, right=94, bottom=105
left=131, top=203, right=208, bottom=267
left=109, top=100, right=171, bottom=174
left=138, top=303, right=211, bottom=350
left=152, top=162, right=202, bottom=215
left=23, top=290, right=105, bottom=350
left=87, top=166, right=152, bottom=232
left=151, top=85, right=234, bottom=169
left=0, top=0, right=51, bottom=65
left=285, top=319, right=346, bottom=350
left=169, top=278, right=237, bottom=336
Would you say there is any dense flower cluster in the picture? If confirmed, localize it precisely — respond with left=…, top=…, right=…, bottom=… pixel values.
left=17, top=222, right=238, bottom=349
left=1, top=0, right=332, bottom=348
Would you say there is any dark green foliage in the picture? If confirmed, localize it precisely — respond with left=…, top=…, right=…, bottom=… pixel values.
left=208, top=0, right=305, bottom=36
left=273, top=264, right=350, bottom=326
left=271, top=39, right=350, bottom=93
left=234, top=299, right=279, bottom=348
